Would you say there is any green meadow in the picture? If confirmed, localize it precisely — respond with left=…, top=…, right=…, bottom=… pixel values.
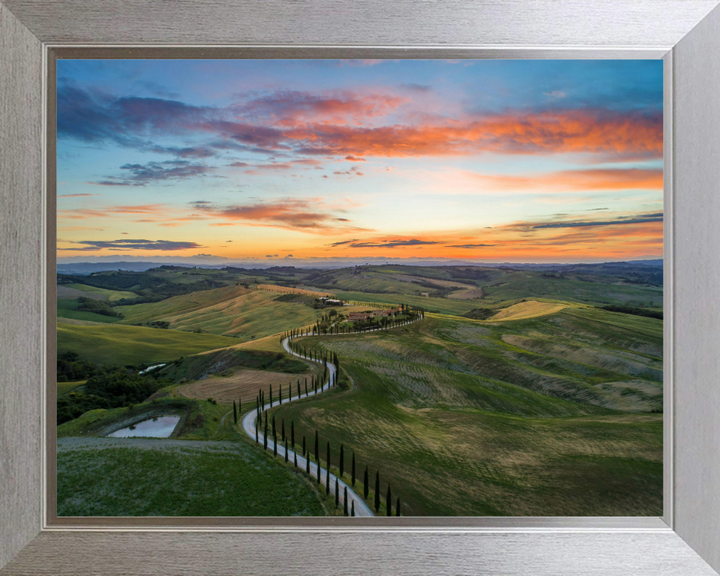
left=335, top=291, right=479, bottom=315
left=56, top=262, right=663, bottom=517
left=116, top=285, right=331, bottom=340
left=57, top=299, right=122, bottom=324
left=66, top=283, right=139, bottom=302
left=271, top=310, right=663, bottom=516
left=57, top=438, right=328, bottom=516
left=57, top=323, right=237, bottom=366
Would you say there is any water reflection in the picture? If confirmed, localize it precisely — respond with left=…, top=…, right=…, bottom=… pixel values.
left=108, top=415, right=181, bottom=438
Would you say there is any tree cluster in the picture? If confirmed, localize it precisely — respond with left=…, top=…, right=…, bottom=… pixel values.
left=77, top=296, right=123, bottom=318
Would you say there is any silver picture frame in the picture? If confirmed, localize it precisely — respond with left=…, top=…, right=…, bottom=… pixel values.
left=2, top=1, right=720, bottom=574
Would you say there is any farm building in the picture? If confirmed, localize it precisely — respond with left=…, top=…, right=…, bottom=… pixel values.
left=348, top=312, right=372, bottom=321
left=371, top=309, right=396, bottom=317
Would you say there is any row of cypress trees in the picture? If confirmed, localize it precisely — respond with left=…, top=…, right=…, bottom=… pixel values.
left=280, top=306, right=425, bottom=343
left=253, top=418, right=401, bottom=517
left=251, top=371, right=334, bottom=417
left=259, top=315, right=420, bottom=517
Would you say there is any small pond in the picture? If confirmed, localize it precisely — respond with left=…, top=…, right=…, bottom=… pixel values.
left=139, top=363, right=166, bottom=375
left=107, top=415, right=181, bottom=438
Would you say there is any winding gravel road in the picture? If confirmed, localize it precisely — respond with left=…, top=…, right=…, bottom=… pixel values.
left=240, top=316, right=422, bottom=517
left=242, top=335, right=373, bottom=516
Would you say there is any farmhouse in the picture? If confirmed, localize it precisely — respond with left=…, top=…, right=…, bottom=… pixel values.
left=372, top=309, right=399, bottom=317
left=318, top=296, right=344, bottom=306
left=349, top=312, right=372, bottom=321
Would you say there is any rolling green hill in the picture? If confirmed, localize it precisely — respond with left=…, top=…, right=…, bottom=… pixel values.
left=57, top=324, right=238, bottom=366
left=55, top=262, right=663, bottom=517
left=116, top=285, right=333, bottom=340
left=57, top=299, right=122, bottom=324
left=271, top=308, right=663, bottom=516
left=478, top=271, right=663, bottom=308
left=336, top=291, right=479, bottom=315
left=66, top=283, right=139, bottom=302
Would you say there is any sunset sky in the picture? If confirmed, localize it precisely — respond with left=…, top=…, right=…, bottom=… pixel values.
left=56, top=59, right=663, bottom=265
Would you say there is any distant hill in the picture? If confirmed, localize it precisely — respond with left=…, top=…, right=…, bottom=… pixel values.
left=57, top=262, right=203, bottom=275
left=57, top=258, right=663, bottom=275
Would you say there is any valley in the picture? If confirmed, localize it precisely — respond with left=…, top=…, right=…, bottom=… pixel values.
left=56, top=260, right=663, bottom=517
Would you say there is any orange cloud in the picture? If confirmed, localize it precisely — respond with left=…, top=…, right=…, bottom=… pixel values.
left=319, top=215, right=662, bottom=261
left=198, top=108, right=661, bottom=160
left=204, top=199, right=372, bottom=234
left=468, top=168, right=663, bottom=192
left=236, top=91, right=407, bottom=128
left=58, top=204, right=168, bottom=220
left=277, top=109, right=662, bottom=159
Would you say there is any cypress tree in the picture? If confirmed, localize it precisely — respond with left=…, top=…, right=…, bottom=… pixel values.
left=302, top=435, right=306, bottom=456
left=281, top=419, right=285, bottom=441
left=396, top=497, right=401, bottom=517
left=233, top=401, right=237, bottom=424
left=386, top=485, right=392, bottom=516
left=344, top=487, right=348, bottom=516
left=273, top=429, right=277, bottom=457
left=272, top=415, right=276, bottom=438
left=351, top=452, right=356, bottom=486
left=269, top=384, right=273, bottom=406
left=363, top=466, right=369, bottom=499
left=255, top=418, right=258, bottom=443
left=374, top=471, right=380, bottom=513
left=306, top=451, right=310, bottom=474
left=326, top=441, right=331, bottom=495
left=294, top=452, right=297, bottom=468
left=305, top=378, right=308, bottom=397
left=335, top=477, right=339, bottom=508
left=285, top=439, right=288, bottom=463
left=339, top=444, right=344, bottom=478
left=279, top=384, right=282, bottom=405
left=263, top=418, right=268, bottom=450
left=351, top=501, right=355, bottom=517
left=297, top=381, right=300, bottom=399
left=314, top=431, right=320, bottom=484
left=291, top=422, right=295, bottom=448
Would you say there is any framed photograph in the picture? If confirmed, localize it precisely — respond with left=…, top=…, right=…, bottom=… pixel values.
left=2, top=1, right=720, bottom=575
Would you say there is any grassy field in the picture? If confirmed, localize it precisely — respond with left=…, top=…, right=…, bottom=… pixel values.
left=478, top=271, right=663, bottom=308
left=57, top=323, right=238, bottom=366
left=270, top=310, right=663, bottom=516
left=256, top=284, right=330, bottom=297
left=311, top=265, right=663, bottom=310
left=57, top=299, right=122, bottom=324
left=58, top=380, right=85, bottom=396
left=489, top=300, right=568, bottom=321
left=117, top=286, right=335, bottom=340
left=55, top=263, right=663, bottom=517
left=66, top=283, right=139, bottom=302
left=57, top=438, right=329, bottom=516
left=335, top=291, right=479, bottom=316
left=178, top=369, right=313, bottom=405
